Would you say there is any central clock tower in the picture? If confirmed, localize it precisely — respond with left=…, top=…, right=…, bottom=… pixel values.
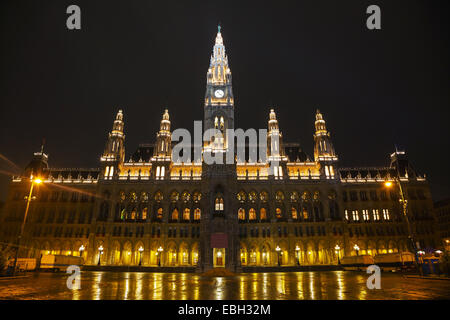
left=204, top=25, right=234, bottom=151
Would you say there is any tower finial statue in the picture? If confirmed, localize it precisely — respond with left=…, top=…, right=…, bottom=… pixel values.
left=218, top=24, right=221, bottom=33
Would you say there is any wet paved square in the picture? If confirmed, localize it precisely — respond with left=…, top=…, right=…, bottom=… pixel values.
left=0, top=271, right=449, bottom=300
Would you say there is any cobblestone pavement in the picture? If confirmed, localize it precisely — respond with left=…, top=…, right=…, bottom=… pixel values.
left=0, top=271, right=449, bottom=300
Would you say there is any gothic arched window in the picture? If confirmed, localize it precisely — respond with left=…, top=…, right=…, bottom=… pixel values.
left=170, top=191, right=179, bottom=202
left=183, top=208, right=190, bottom=220
left=238, top=208, right=246, bottom=220
left=275, top=191, right=284, bottom=201
left=276, top=207, right=282, bottom=219
left=154, top=191, right=163, bottom=202
left=249, top=208, right=256, bottom=220
left=260, top=208, right=267, bottom=220
left=171, top=208, right=179, bottom=220
left=291, top=207, right=298, bottom=220
left=142, top=207, right=148, bottom=220
left=260, top=191, right=269, bottom=202
left=194, top=208, right=201, bottom=220
left=215, top=197, right=224, bottom=211
left=237, top=191, right=246, bottom=202
left=182, top=191, right=191, bottom=202
left=157, top=208, right=163, bottom=219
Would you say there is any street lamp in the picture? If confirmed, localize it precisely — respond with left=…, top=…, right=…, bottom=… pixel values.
left=79, top=245, right=85, bottom=258
left=295, top=245, right=300, bottom=266
left=435, top=250, right=443, bottom=256
left=335, top=245, right=341, bottom=265
left=385, top=176, right=422, bottom=275
left=138, top=246, right=144, bottom=266
left=12, top=176, right=42, bottom=276
left=98, top=245, right=104, bottom=265
left=353, top=244, right=360, bottom=256
left=275, top=246, right=281, bottom=266
left=157, top=246, right=163, bottom=267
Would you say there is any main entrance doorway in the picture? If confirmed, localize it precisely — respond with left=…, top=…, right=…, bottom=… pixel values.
left=213, top=248, right=226, bottom=267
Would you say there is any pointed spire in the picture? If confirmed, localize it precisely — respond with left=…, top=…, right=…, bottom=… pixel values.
left=40, top=138, right=46, bottom=154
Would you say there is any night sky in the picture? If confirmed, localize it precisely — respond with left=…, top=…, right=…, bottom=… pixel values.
left=1, top=0, right=449, bottom=201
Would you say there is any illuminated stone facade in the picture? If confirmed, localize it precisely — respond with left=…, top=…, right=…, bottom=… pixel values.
left=0, top=27, right=439, bottom=272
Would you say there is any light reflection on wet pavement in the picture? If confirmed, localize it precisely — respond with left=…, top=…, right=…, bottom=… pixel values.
left=0, top=271, right=449, bottom=300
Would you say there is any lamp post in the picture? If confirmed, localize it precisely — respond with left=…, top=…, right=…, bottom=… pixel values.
left=157, top=246, right=163, bottom=267
left=79, top=245, right=85, bottom=259
left=98, top=245, right=104, bottom=265
left=353, top=244, right=360, bottom=256
left=335, top=245, right=341, bottom=265
left=12, top=176, right=42, bottom=276
left=276, top=246, right=281, bottom=266
left=295, top=245, right=300, bottom=266
left=138, top=246, right=144, bottom=266
left=385, top=175, right=422, bottom=275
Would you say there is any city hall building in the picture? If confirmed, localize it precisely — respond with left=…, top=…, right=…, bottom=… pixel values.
left=0, top=27, right=438, bottom=272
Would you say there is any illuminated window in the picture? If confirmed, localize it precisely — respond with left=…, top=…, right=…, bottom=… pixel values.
left=383, top=209, right=390, bottom=220
left=238, top=208, right=246, bottom=220
left=345, top=209, right=349, bottom=220
left=290, top=191, right=299, bottom=202
left=194, top=208, right=201, bottom=220
left=160, top=166, right=165, bottom=180
left=171, top=209, right=179, bottom=220
left=302, top=207, right=309, bottom=220
left=249, top=208, right=256, bottom=220
left=276, top=208, right=282, bottom=219
left=182, top=191, right=191, bottom=202
left=193, top=192, right=201, bottom=202
left=105, top=166, right=110, bottom=177
left=154, top=191, right=163, bottom=202
left=291, top=207, right=298, bottom=219
left=325, top=166, right=330, bottom=177
left=260, top=208, right=267, bottom=220
left=275, top=191, right=284, bottom=201
left=170, top=191, right=179, bottom=202
left=157, top=208, right=163, bottom=219
left=142, top=207, right=148, bottom=220
left=362, top=209, right=369, bottom=221
left=260, top=191, right=268, bottom=202
left=183, top=208, right=190, bottom=220
left=372, top=209, right=380, bottom=221
left=352, top=210, right=359, bottom=221
left=237, top=191, right=246, bottom=202
left=215, top=197, right=224, bottom=211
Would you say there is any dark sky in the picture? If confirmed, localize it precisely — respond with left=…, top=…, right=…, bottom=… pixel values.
left=1, top=0, right=449, bottom=201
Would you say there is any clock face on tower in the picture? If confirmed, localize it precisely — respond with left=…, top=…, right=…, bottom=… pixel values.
left=214, top=89, right=224, bottom=98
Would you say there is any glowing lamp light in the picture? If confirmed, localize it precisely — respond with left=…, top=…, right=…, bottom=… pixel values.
left=435, top=250, right=443, bottom=255
left=384, top=181, right=392, bottom=188
left=34, top=178, right=42, bottom=184
left=138, top=246, right=144, bottom=252
left=275, top=246, right=281, bottom=252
